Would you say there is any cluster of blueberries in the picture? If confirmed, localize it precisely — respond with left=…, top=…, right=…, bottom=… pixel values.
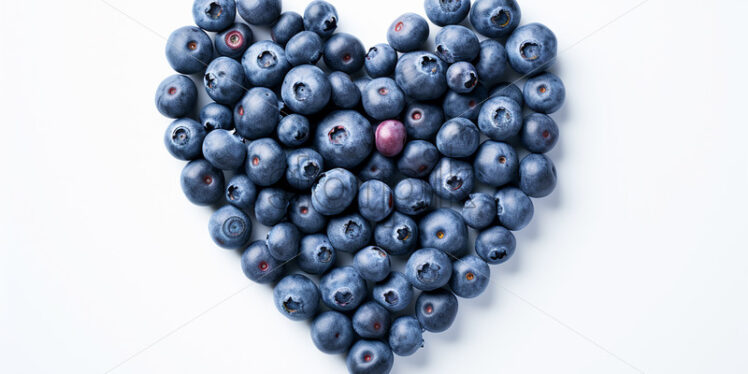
left=155, top=0, right=564, bottom=373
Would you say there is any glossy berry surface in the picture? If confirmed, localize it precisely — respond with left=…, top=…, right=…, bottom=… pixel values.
left=254, top=188, right=290, bottom=226
left=311, top=168, right=358, bottom=216
left=519, top=153, right=557, bottom=198
left=397, top=141, right=440, bottom=178
left=434, top=25, right=480, bottom=63
left=202, top=129, right=246, bottom=171
left=358, top=180, right=394, bottom=223
left=326, top=214, right=372, bottom=254
left=353, top=301, right=391, bottom=339
left=353, top=246, right=391, bottom=282
left=462, top=193, right=498, bottom=230
left=478, top=96, right=524, bottom=141
left=271, top=11, right=304, bottom=46
left=328, top=72, right=361, bottom=109
left=372, top=272, right=413, bottom=312
left=394, top=178, right=433, bottom=216
left=449, top=255, right=491, bottom=298
left=273, top=274, right=320, bottom=321
left=204, top=57, right=247, bottom=106
left=387, top=13, right=429, bottom=53
left=241, top=40, right=290, bottom=88
left=200, top=103, right=234, bottom=131
left=311, top=311, right=354, bottom=354
left=475, top=226, right=516, bottom=265
left=363, top=79, right=406, bottom=121
left=375, top=120, right=407, bottom=158
left=469, top=0, right=522, bottom=38
left=209, top=205, right=252, bottom=249
left=436, top=118, right=480, bottom=158
left=277, top=114, right=311, bottom=147
left=405, top=247, right=453, bottom=291
left=234, top=87, right=281, bottom=139
left=429, top=158, right=475, bottom=201
left=288, top=195, right=327, bottom=234
left=266, top=222, right=301, bottom=262
left=424, top=0, right=471, bottom=26
left=359, top=152, right=396, bottom=185
left=192, top=0, right=236, bottom=31
left=473, top=140, right=519, bottom=187
left=156, top=75, right=197, bottom=118
left=237, top=0, right=281, bottom=26
left=443, top=85, right=487, bottom=122
left=494, top=187, right=534, bottom=231
left=298, top=234, right=337, bottom=274
left=522, top=113, right=559, bottom=153
left=346, top=340, right=394, bottom=374
left=403, top=102, right=444, bottom=140
left=446, top=62, right=479, bottom=94
left=285, top=148, right=324, bottom=190
left=281, top=65, right=331, bottom=115
left=365, top=44, right=398, bottom=78
left=180, top=159, right=225, bottom=206
left=474, top=39, right=508, bottom=88
left=245, top=138, right=285, bottom=186
left=303, top=0, right=338, bottom=39
left=314, top=110, right=373, bottom=168
left=323, top=33, right=366, bottom=74
left=395, top=52, right=448, bottom=101
left=524, top=72, right=566, bottom=114
left=374, top=212, right=419, bottom=256
left=418, top=208, right=469, bottom=257
left=389, top=316, right=423, bottom=356
left=506, top=22, right=558, bottom=75
left=415, top=288, right=458, bottom=332
left=285, top=31, right=324, bottom=66
left=164, top=118, right=206, bottom=161
left=319, top=266, right=367, bottom=312
left=225, top=174, right=257, bottom=210
left=215, top=23, right=254, bottom=59
left=165, top=26, right=213, bottom=74
left=241, top=240, right=284, bottom=284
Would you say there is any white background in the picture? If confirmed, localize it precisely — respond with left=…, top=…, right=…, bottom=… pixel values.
left=1, top=0, right=747, bottom=373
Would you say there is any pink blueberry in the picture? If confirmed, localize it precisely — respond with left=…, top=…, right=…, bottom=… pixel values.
left=375, top=120, right=407, bottom=157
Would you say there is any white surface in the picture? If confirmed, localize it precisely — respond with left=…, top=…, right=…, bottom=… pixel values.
left=1, top=0, right=747, bottom=373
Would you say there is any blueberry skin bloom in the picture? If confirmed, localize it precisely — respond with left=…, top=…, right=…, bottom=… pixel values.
left=524, top=72, right=566, bottom=114
left=473, top=140, right=519, bottom=187
left=346, top=340, right=394, bottom=374
left=288, top=195, right=327, bottom=234
left=204, top=57, right=246, bottom=106
left=519, top=153, right=557, bottom=198
left=424, top=0, right=471, bottom=26
left=225, top=174, right=257, bottom=210
left=234, top=87, right=281, bottom=139
left=358, top=180, right=394, bottom=223
left=446, top=62, right=479, bottom=94
left=164, top=118, right=206, bottom=160
left=271, top=11, right=304, bottom=46
left=180, top=159, right=225, bottom=205
left=490, top=82, right=524, bottom=107
left=476, top=226, right=516, bottom=264
left=416, top=288, right=459, bottom=332
left=365, top=44, right=398, bottom=78
left=474, top=40, right=508, bottom=88
left=353, top=301, right=391, bottom=339
left=311, top=311, right=354, bottom=354
left=353, top=246, right=392, bottom=282
left=394, top=178, right=433, bottom=216
left=298, top=234, right=336, bottom=274
left=241, top=241, right=284, bottom=284
left=192, top=0, right=236, bottom=32
left=435, top=25, right=480, bottom=64
left=395, top=52, right=448, bottom=101
left=303, top=0, right=338, bottom=39
left=328, top=72, right=360, bottom=109
left=506, top=23, right=558, bottom=75
left=375, top=212, right=419, bottom=256
left=398, top=141, right=440, bottom=178
left=469, top=0, right=522, bottom=38
left=387, top=13, right=429, bottom=53
left=237, top=0, right=281, bottom=26
left=311, top=168, right=358, bottom=216
left=241, top=40, right=290, bottom=87
left=202, top=129, right=246, bottom=171
left=165, top=26, right=213, bottom=74
left=359, top=152, right=396, bottom=185
left=419, top=208, right=469, bottom=257
left=327, top=214, right=372, bottom=254
left=246, top=138, right=285, bottom=186
left=200, top=103, right=233, bottom=131
left=277, top=114, right=310, bottom=148
left=403, top=102, right=444, bottom=140
left=522, top=113, right=559, bottom=153
left=478, top=96, right=523, bottom=141
left=273, top=274, right=320, bottom=321
left=362, top=78, right=406, bottom=121
left=324, top=33, right=366, bottom=74
left=389, top=316, right=423, bottom=356
left=254, top=188, right=290, bottom=226
left=314, top=110, right=374, bottom=168
left=285, top=148, right=324, bottom=190
left=281, top=65, right=331, bottom=115
left=442, top=85, right=488, bottom=121
left=215, top=23, right=254, bottom=59
left=405, top=248, right=453, bottom=291
left=372, top=272, right=414, bottom=312
left=285, top=31, right=324, bottom=66
left=462, top=193, right=497, bottom=230
left=320, top=266, right=367, bottom=312
left=429, top=158, right=475, bottom=201
left=436, top=118, right=480, bottom=158
left=209, top=205, right=252, bottom=249
left=450, top=255, right=490, bottom=298
left=155, top=75, right=197, bottom=118
left=266, top=222, right=301, bottom=261
left=494, top=187, right=534, bottom=231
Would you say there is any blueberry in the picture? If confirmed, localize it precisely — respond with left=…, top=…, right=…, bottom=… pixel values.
left=364, top=44, right=398, bottom=78
left=415, top=288, right=458, bottom=332
left=311, top=168, right=358, bottom=216
left=478, top=96, right=523, bottom=141
left=489, top=82, right=524, bottom=107
left=164, top=118, right=206, bottom=160
left=419, top=208, right=468, bottom=257
left=323, top=33, right=366, bottom=74
left=201, top=129, right=246, bottom=171
left=352, top=301, right=391, bottom=339
left=277, top=114, right=310, bottom=147
left=446, top=62, right=479, bottom=94
left=358, top=180, right=394, bottom=223
left=398, top=140, right=440, bottom=178
left=469, top=0, right=522, bottom=38
left=234, top=87, right=281, bottom=139
left=362, top=78, right=405, bottom=121
left=311, top=311, right=354, bottom=354
left=192, top=0, right=236, bottom=32
left=180, top=159, right=225, bottom=205
left=424, top=0, right=471, bottom=26
left=443, top=85, right=488, bottom=121
left=358, top=152, right=396, bottom=185
left=285, top=31, right=324, bottom=66
left=254, top=188, right=290, bottom=226
left=521, top=113, right=559, bottom=154
left=389, top=316, right=423, bottom=356
left=165, top=26, right=213, bottom=74
left=225, top=174, right=257, bottom=210
left=271, top=11, right=304, bottom=46
left=314, top=110, right=374, bottom=168
left=246, top=138, right=285, bottom=186
left=346, top=340, right=394, bottom=374
left=436, top=118, right=480, bottom=158
left=474, top=40, right=508, bottom=88
left=405, top=248, right=453, bottom=291
left=394, top=178, right=433, bottom=216
left=236, top=0, right=280, bottom=26
left=326, top=214, right=372, bottom=254
left=288, top=195, right=327, bottom=234
left=298, top=234, right=337, bottom=274
left=461, top=193, right=497, bottom=230
left=506, top=23, right=558, bottom=75
left=328, top=72, right=361, bottom=109
left=353, top=77, right=371, bottom=97
left=372, top=272, right=413, bottom=312
left=273, top=274, right=320, bottom=321
left=155, top=75, right=197, bottom=118
left=266, top=222, right=301, bottom=261
left=435, top=25, right=480, bottom=64
left=241, top=40, right=290, bottom=87
left=375, top=120, right=407, bottom=158
left=519, top=153, right=557, bottom=198
left=303, top=0, right=338, bottom=39
left=319, top=266, right=367, bottom=312
left=204, top=57, right=246, bottom=106
left=241, top=240, right=284, bottom=283
left=475, top=226, right=516, bottom=264
left=473, top=140, right=519, bottom=187
left=285, top=148, right=324, bottom=190
left=449, top=255, right=490, bottom=298
left=403, top=102, right=444, bottom=140
left=374, top=212, right=419, bottom=256
left=387, top=13, right=429, bottom=53
left=395, top=52, right=448, bottom=101
left=281, top=65, right=331, bottom=115
left=524, top=72, right=566, bottom=114
left=494, top=187, right=534, bottom=230
left=353, top=246, right=391, bottom=282
left=209, top=205, right=252, bottom=249
left=215, top=23, right=253, bottom=59
left=429, top=158, right=475, bottom=201
left=200, top=103, right=233, bottom=131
